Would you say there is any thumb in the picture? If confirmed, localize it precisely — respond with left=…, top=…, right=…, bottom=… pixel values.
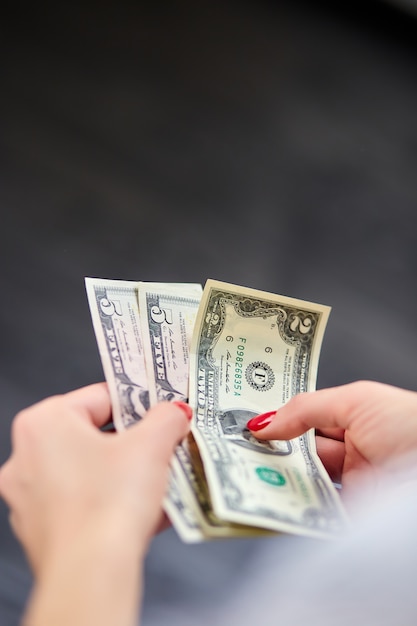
left=122, top=400, right=192, bottom=463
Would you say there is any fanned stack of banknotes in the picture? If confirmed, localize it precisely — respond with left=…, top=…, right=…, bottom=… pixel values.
left=85, top=278, right=347, bottom=542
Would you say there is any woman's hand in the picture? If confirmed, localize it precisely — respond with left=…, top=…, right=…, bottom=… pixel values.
left=247, top=381, right=417, bottom=499
left=0, top=383, right=191, bottom=577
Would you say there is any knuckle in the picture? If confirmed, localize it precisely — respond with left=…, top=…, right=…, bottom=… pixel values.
left=347, top=380, right=379, bottom=397
left=287, top=391, right=309, bottom=413
left=11, top=409, right=32, bottom=439
left=11, top=395, right=65, bottom=438
left=0, top=461, right=15, bottom=502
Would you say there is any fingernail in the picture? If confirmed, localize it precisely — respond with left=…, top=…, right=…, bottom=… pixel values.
left=247, top=410, right=276, bottom=431
left=172, top=401, right=193, bottom=421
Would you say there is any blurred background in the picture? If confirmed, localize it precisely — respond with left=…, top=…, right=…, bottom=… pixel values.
left=1, top=0, right=417, bottom=623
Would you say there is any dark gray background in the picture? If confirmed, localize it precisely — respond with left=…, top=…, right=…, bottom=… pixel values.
left=1, top=1, right=416, bottom=624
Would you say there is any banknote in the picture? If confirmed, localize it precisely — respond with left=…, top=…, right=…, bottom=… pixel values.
left=138, top=282, right=203, bottom=406
left=86, top=277, right=346, bottom=541
left=137, top=282, right=266, bottom=539
left=85, top=277, right=207, bottom=542
left=188, top=280, right=347, bottom=538
left=85, top=278, right=150, bottom=430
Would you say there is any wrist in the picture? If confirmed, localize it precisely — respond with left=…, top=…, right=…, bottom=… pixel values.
left=25, top=512, right=146, bottom=626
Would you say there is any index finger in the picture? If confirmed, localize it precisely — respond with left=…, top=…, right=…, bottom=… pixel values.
left=249, top=383, right=362, bottom=440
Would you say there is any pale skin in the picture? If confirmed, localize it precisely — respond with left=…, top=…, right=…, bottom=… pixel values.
left=249, top=380, right=417, bottom=502
left=0, top=383, right=191, bottom=626
left=2, top=380, right=417, bottom=626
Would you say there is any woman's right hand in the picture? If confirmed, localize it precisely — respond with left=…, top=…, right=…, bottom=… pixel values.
left=0, top=383, right=192, bottom=577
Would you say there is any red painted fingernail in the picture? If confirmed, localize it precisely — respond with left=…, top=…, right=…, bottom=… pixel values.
left=247, top=410, right=276, bottom=431
left=173, top=401, right=193, bottom=421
